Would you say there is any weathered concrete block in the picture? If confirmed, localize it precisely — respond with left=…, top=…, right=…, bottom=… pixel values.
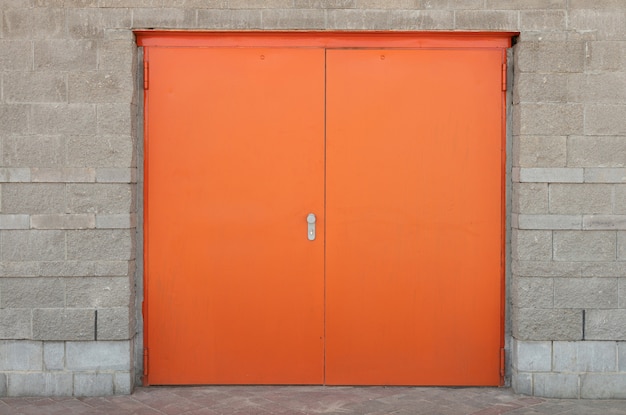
left=515, top=136, right=566, bottom=168
left=95, top=261, right=131, bottom=277
left=2, top=8, right=66, bottom=40
left=66, top=277, right=130, bottom=308
left=0, top=167, right=30, bottom=182
left=581, top=374, right=626, bottom=399
left=520, top=168, right=584, bottom=183
left=44, top=342, right=65, bottom=371
left=67, top=184, right=133, bottom=214
left=584, top=168, right=626, bottom=183
left=0, top=40, right=33, bottom=70
left=514, top=308, right=583, bottom=341
left=569, top=9, right=626, bottom=41
left=97, top=307, right=130, bottom=340
left=66, top=340, right=130, bottom=371
left=585, top=41, right=626, bottom=72
left=0, top=309, right=31, bottom=339
left=326, top=9, right=391, bottom=30
left=66, top=135, right=134, bottom=168
left=553, top=341, right=616, bottom=372
left=0, top=278, right=65, bottom=308
left=2, top=135, right=66, bottom=168
left=68, top=71, right=134, bottom=104
left=518, top=215, right=582, bottom=230
left=585, top=105, right=626, bottom=136
left=512, top=277, right=554, bottom=308
left=549, top=184, right=612, bottom=214
left=617, top=186, right=626, bottom=214
left=388, top=9, right=456, bottom=30
left=619, top=342, right=626, bottom=371
left=97, top=104, right=135, bottom=136
left=114, top=372, right=132, bottom=395
left=196, top=9, right=263, bottom=29
left=516, top=41, right=585, bottom=73
left=533, top=373, right=579, bottom=399
left=0, top=105, right=30, bottom=135
left=585, top=309, right=626, bottom=340
left=554, top=278, right=617, bottom=309
left=98, top=40, right=136, bottom=72
left=485, top=0, right=566, bottom=9
left=514, top=73, right=568, bottom=104
left=3, top=72, right=67, bottom=104
left=96, top=168, right=136, bottom=183
left=38, top=261, right=96, bottom=278
left=512, top=230, right=552, bottom=261
left=513, top=260, right=581, bottom=277
left=553, top=231, right=616, bottom=262
left=132, top=8, right=196, bottom=28
left=584, top=215, right=626, bottom=230
left=513, top=183, right=549, bottom=214
left=1, top=230, right=65, bottom=261
left=571, top=73, right=626, bottom=104
left=7, top=373, right=73, bottom=397
left=67, top=8, right=131, bottom=39
left=31, top=168, right=96, bottom=183
left=519, top=10, right=565, bottom=31
left=511, top=371, right=533, bottom=396
left=0, top=214, right=30, bottom=230
left=581, top=261, right=626, bottom=277
left=619, top=232, right=626, bottom=260
left=567, top=136, right=626, bottom=168
left=454, top=10, right=518, bottom=30
left=513, top=339, right=552, bottom=372
left=263, top=9, right=328, bottom=29
left=0, top=341, right=42, bottom=371
left=67, top=229, right=134, bottom=261
left=31, top=214, right=95, bottom=230
left=74, top=373, right=114, bottom=397
left=1, top=184, right=66, bottom=214
left=96, top=214, right=136, bottom=229
left=34, top=40, right=97, bottom=71
left=32, top=308, right=95, bottom=341
left=31, top=104, right=97, bottom=135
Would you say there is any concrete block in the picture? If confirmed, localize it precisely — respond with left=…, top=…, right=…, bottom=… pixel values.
left=0, top=374, right=6, bottom=397
left=617, top=186, right=626, bottom=214
left=34, top=40, right=97, bottom=71
left=569, top=9, right=626, bottom=41
left=513, top=340, right=552, bottom=372
left=66, top=277, right=130, bottom=308
left=512, top=230, right=552, bottom=261
left=196, top=9, right=263, bottom=29
left=516, top=136, right=566, bottom=168
left=2, top=135, right=66, bottom=168
left=619, top=342, right=626, bottom=371
left=0, top=167, right=30, bottom=182
left=98, top=39, right=136, bottom=72
left=571, top=73, right=626, bottom=104
left=2, top=8, right=66, bottom=40
left=38, top=261, right=96, bottom=277
left=0, top=341, right=42, bottom=371
left=31, top=168, right=96, bottom=183
left=7, top=373, right=73, bottom=397
left=31, top=104, right=97, bottom=135
left=0, top=309, right=31, bottom=339
left=586, top=309, right=626, bottom=340
left=66, top=135, right=134, bottom=168
left=518, top=215, right=581, bottom=230
left=97, top=307, right=130, bottom=340
left=293, top=0, right=355, bottom=7
left=549, top=184, right=612, bottom=214
left=554, top=278, right=617, bottom=309
left=513, top=260, right=581, bottom=277
left=262, top=9, right=327, bottom=29
left=96, top=214, right=136, bottom=229
left=513, top=308, right=583, bottom=341
left=585, top=105, right=626, bottom=136
left=67, top=229, right=133, bottom=261
left=96, top=168, right=136, bottom=183
left=44, top=342, right=65, bottom=371
left=68, top=71, right=134, bottom=104
left=67, top=8, right=131, bottom=39
left=0, top=214, right=30, bottom=230
left=454, top=10, right=519, bottom=30
left=520, top=168, right=583, bottom=183
left=97, top=104, right=135, bottom=136
left=388, top=9, right=456, bottom=30
left=67, top=184, right=134, bottom=214
left=132, top=8, right=196, bottom=28
left=0, top=105, right=30, bottom=135
left=66, top=340, right=130, bottom=371
left=0, top=40, right=33, bottom=70
left=31, top=214, right=95, bottom=230
left=0, top=261, right=40, bottom=278
left=325, top=9, right=389, bottom=30
left=553, top=341, right=616, bottom=372
left=1, top=230, right=65, bottom=261
left=567, top=136, right=626, bottom=168
left=520, top=10, right=565, bottom=31
left=553, top=231, right=616, bottom=262
left=511, top=371, right=532, bottom=396
left=3, top=72, right=67, bottom=103
left=95, top=261, right=131, bottom=277
left=485, top=0, right=566, bottom=9
left=1, top=183, right=66, bottom=214
left=516, top=41, right=585, bottom=73
left=421, top=0, right=484, bottom=8
left=32, top=308, right=95, bottom=341
left=512, top=277, right=554, bottom=308
left=114, top=372, right=132, bottom=395
left=584, top=215, right=626, bottom=230
left=619, top=233, right=626, bottom=260
left=533, top=373, right=579, bottom=399
left=581, top=374, right=626, bottom=399
left=74, top=373, right=114, bottom=397
left=0, top=278, right=65, bottom=308
left=513, top=183, right=549, bottom=214
left=584, top=168, right=626, bottom=183
left=581, top=262, right=626, bottom=277
left=585, top=41, right=626, bottom=72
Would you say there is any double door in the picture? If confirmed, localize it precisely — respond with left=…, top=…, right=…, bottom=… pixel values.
left=144, top=35, right=505, bottom=386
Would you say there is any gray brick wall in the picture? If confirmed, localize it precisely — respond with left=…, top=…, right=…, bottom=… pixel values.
left=0, top=0, right=624, bottom=399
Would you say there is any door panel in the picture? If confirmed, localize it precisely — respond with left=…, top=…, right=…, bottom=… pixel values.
left=325, top=49, right=503, bottom=385
left=146, top=47, right=326, bottom=384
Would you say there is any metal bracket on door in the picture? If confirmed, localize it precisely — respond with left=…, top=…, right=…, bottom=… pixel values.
left=307, top=213, right=316, bottom=241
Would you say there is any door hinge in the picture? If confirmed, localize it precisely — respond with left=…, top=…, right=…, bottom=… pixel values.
left=143, top=348, right=149, bottom=376
left=501, top=63, right=507, bottom=91
left=143, top=60, right=149, bottom=90
left=500, top=348, right=506, bottom=384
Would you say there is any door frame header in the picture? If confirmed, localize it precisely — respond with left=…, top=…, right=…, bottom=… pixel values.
left=135, top=31, right=516, bottom=49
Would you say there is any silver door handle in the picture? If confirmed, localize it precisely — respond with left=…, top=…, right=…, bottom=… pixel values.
left=307, top=213, right=316, bottom=241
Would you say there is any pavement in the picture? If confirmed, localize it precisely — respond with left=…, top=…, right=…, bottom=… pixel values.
left=1, top=386, right=626, bottom=415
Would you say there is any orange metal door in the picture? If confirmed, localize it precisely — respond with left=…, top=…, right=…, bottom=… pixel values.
left=325, top=49, right=504, bottom=385
left=145, top=47, right=325, bottom=384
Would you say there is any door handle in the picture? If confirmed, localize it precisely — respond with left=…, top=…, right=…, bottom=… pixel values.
left=307, top=213, right=316, bottom=241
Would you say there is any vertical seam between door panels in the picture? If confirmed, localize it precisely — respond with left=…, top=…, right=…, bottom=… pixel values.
left=323, top=47, right=327, bottom=385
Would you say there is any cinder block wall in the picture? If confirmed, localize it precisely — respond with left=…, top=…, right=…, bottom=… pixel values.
left=0, top=0, right=624, bottom=399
